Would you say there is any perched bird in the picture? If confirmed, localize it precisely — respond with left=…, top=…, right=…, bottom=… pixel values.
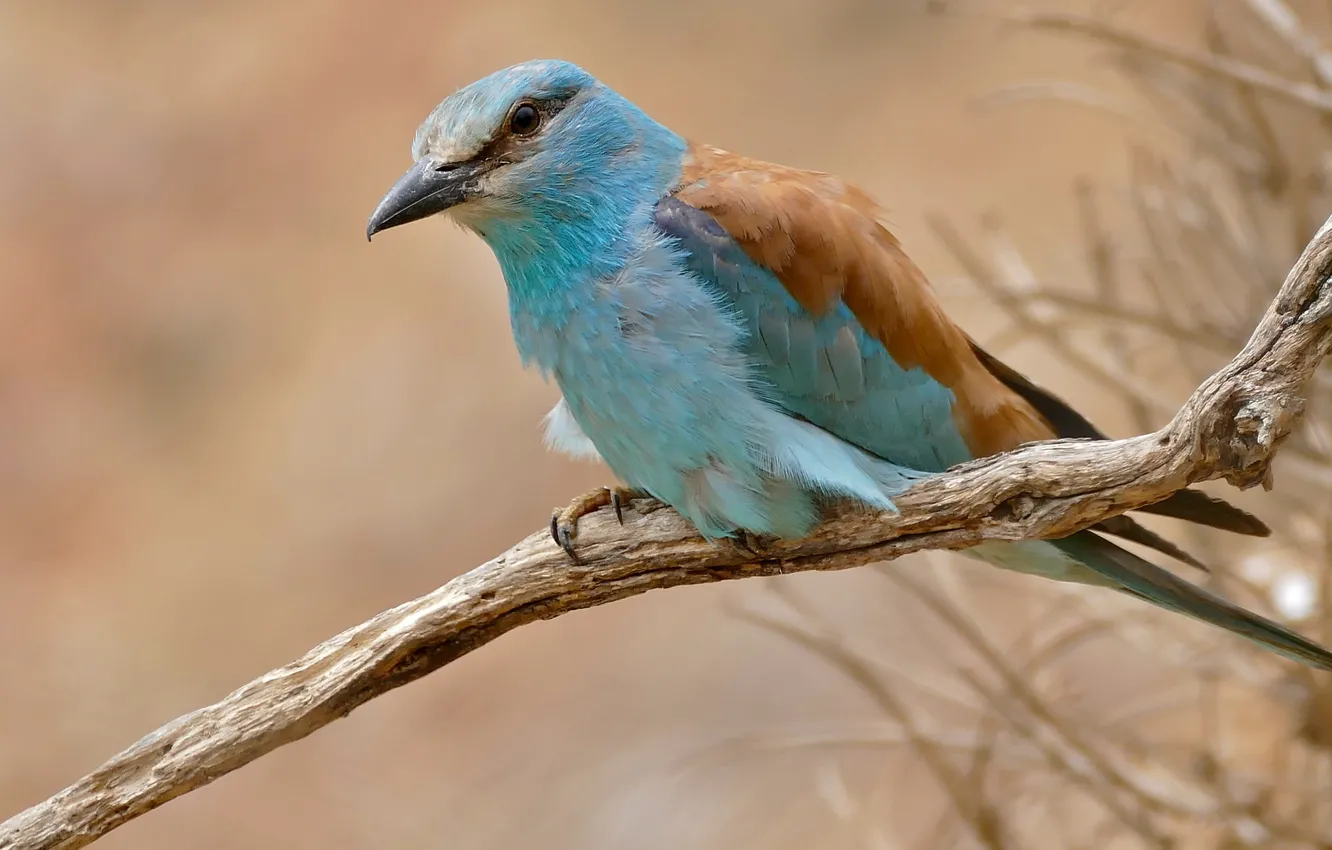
left=367, top=59, right=1332, bottom=670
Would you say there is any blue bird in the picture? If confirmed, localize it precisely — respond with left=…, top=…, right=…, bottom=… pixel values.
left=367, top=59, right=1332, bottom=671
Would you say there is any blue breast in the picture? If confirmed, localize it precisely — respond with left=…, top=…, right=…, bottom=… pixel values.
left=652, top=197, right=974, bottom=473
left=510, top=221, right=831, bottom=537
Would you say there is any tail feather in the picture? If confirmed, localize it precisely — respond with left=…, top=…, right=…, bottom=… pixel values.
left=1052, top=532, right=1332, bottom=672
left=967, top=337, right=1271, bottom=540
left=1136, top=488, right=1271, bottom=537
left=1093, top=514, right=1209, bottom=572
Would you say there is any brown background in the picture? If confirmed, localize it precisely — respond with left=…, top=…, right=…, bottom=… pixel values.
left=0, top=2, right=1273, bottom=848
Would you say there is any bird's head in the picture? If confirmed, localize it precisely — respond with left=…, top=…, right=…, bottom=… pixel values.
left=366, top=60, right=685, bottom=253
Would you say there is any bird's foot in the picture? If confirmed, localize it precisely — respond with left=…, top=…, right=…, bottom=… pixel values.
left=726, top=529, right=776, bottom=558
left=550, top=486, right=653, bottom=562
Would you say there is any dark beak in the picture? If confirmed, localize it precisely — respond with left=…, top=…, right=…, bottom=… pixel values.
left=366, top=158, right=480, bottom=241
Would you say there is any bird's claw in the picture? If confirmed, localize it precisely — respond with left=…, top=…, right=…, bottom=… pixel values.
left=730, top=529, right=760, bottom=557
left=727, top=529, right=777, bottom=558
left=550, top=486, right=650, bottom=562
left=550, top=512, right=579, bottom=562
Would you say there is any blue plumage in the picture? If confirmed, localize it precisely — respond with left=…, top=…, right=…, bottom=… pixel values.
left=388, top=61, right=926, bottom=540
left=366, top=59, right=1332, bottom=671
left=654, top=196, right=973, bottom=473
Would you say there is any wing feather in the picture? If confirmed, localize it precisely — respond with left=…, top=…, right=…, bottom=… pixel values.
left=674, top=144, right=1051, bottom=457
left=655, top=143, right=1267, bottom=558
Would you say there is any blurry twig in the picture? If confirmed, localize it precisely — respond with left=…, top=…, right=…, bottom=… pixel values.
left=929, top=214, right=1181, bottom=417
left=1237, top=0, right=1332, bottom=87
left=1027, top=290, right=1238, bottom=351
left=731, top=603, right=1014, bottom=848
left=1016, top=10, right=1332, bottom=113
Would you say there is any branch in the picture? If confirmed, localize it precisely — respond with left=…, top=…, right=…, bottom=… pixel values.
left=5, top=217, right=1332, bottom=850
left=1015, top=11, right=1332, bottom=114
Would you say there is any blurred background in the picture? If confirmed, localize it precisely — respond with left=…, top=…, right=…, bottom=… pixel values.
left=5, top=0, right=1332, bottom=847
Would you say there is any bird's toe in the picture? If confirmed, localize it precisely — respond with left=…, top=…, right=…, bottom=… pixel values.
left=550, top=486, right=660, bottom=562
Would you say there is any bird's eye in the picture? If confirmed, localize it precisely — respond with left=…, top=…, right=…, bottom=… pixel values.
left=509, top=103, right=541, bottom=136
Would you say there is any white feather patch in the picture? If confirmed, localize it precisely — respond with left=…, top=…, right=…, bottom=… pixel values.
left=542, top=397, right=604, bottom=461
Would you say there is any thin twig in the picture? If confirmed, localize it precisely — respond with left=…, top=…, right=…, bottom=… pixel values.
left=1239, top=0, right=1332, bottom=87
left=1017, top=11, right=1332, bottom=113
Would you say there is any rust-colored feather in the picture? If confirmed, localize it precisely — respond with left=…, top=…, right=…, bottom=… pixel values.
left=674, top=143, right=1053, bottom=456
left=670, top=143, right=1267, bottom=565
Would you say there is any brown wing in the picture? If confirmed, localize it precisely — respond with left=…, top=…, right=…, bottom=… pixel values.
left=671, top=143, right=1268, bottom=564
left=674, top=143, right=1053, bottom=458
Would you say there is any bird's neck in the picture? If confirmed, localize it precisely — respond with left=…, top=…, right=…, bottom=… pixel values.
left=480, top=126, right=688, bottom=331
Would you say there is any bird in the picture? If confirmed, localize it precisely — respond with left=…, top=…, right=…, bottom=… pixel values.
left=366, top=59, right=1332, bottom=671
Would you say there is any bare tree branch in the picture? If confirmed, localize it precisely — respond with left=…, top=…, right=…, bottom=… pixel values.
left=1016, top=11, right=1332, bottom=114
left=3, top=218, right=1332, bottom=850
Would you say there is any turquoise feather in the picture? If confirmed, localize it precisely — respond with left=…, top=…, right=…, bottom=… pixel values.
left=368, top=59, right=1332, bottom=671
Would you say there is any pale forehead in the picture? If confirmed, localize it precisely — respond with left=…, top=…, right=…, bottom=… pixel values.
left=412, top=60, right=595, bottom=162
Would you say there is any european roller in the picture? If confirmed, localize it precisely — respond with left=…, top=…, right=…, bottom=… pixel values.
left=367, top=59, right=1332, bottom=671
